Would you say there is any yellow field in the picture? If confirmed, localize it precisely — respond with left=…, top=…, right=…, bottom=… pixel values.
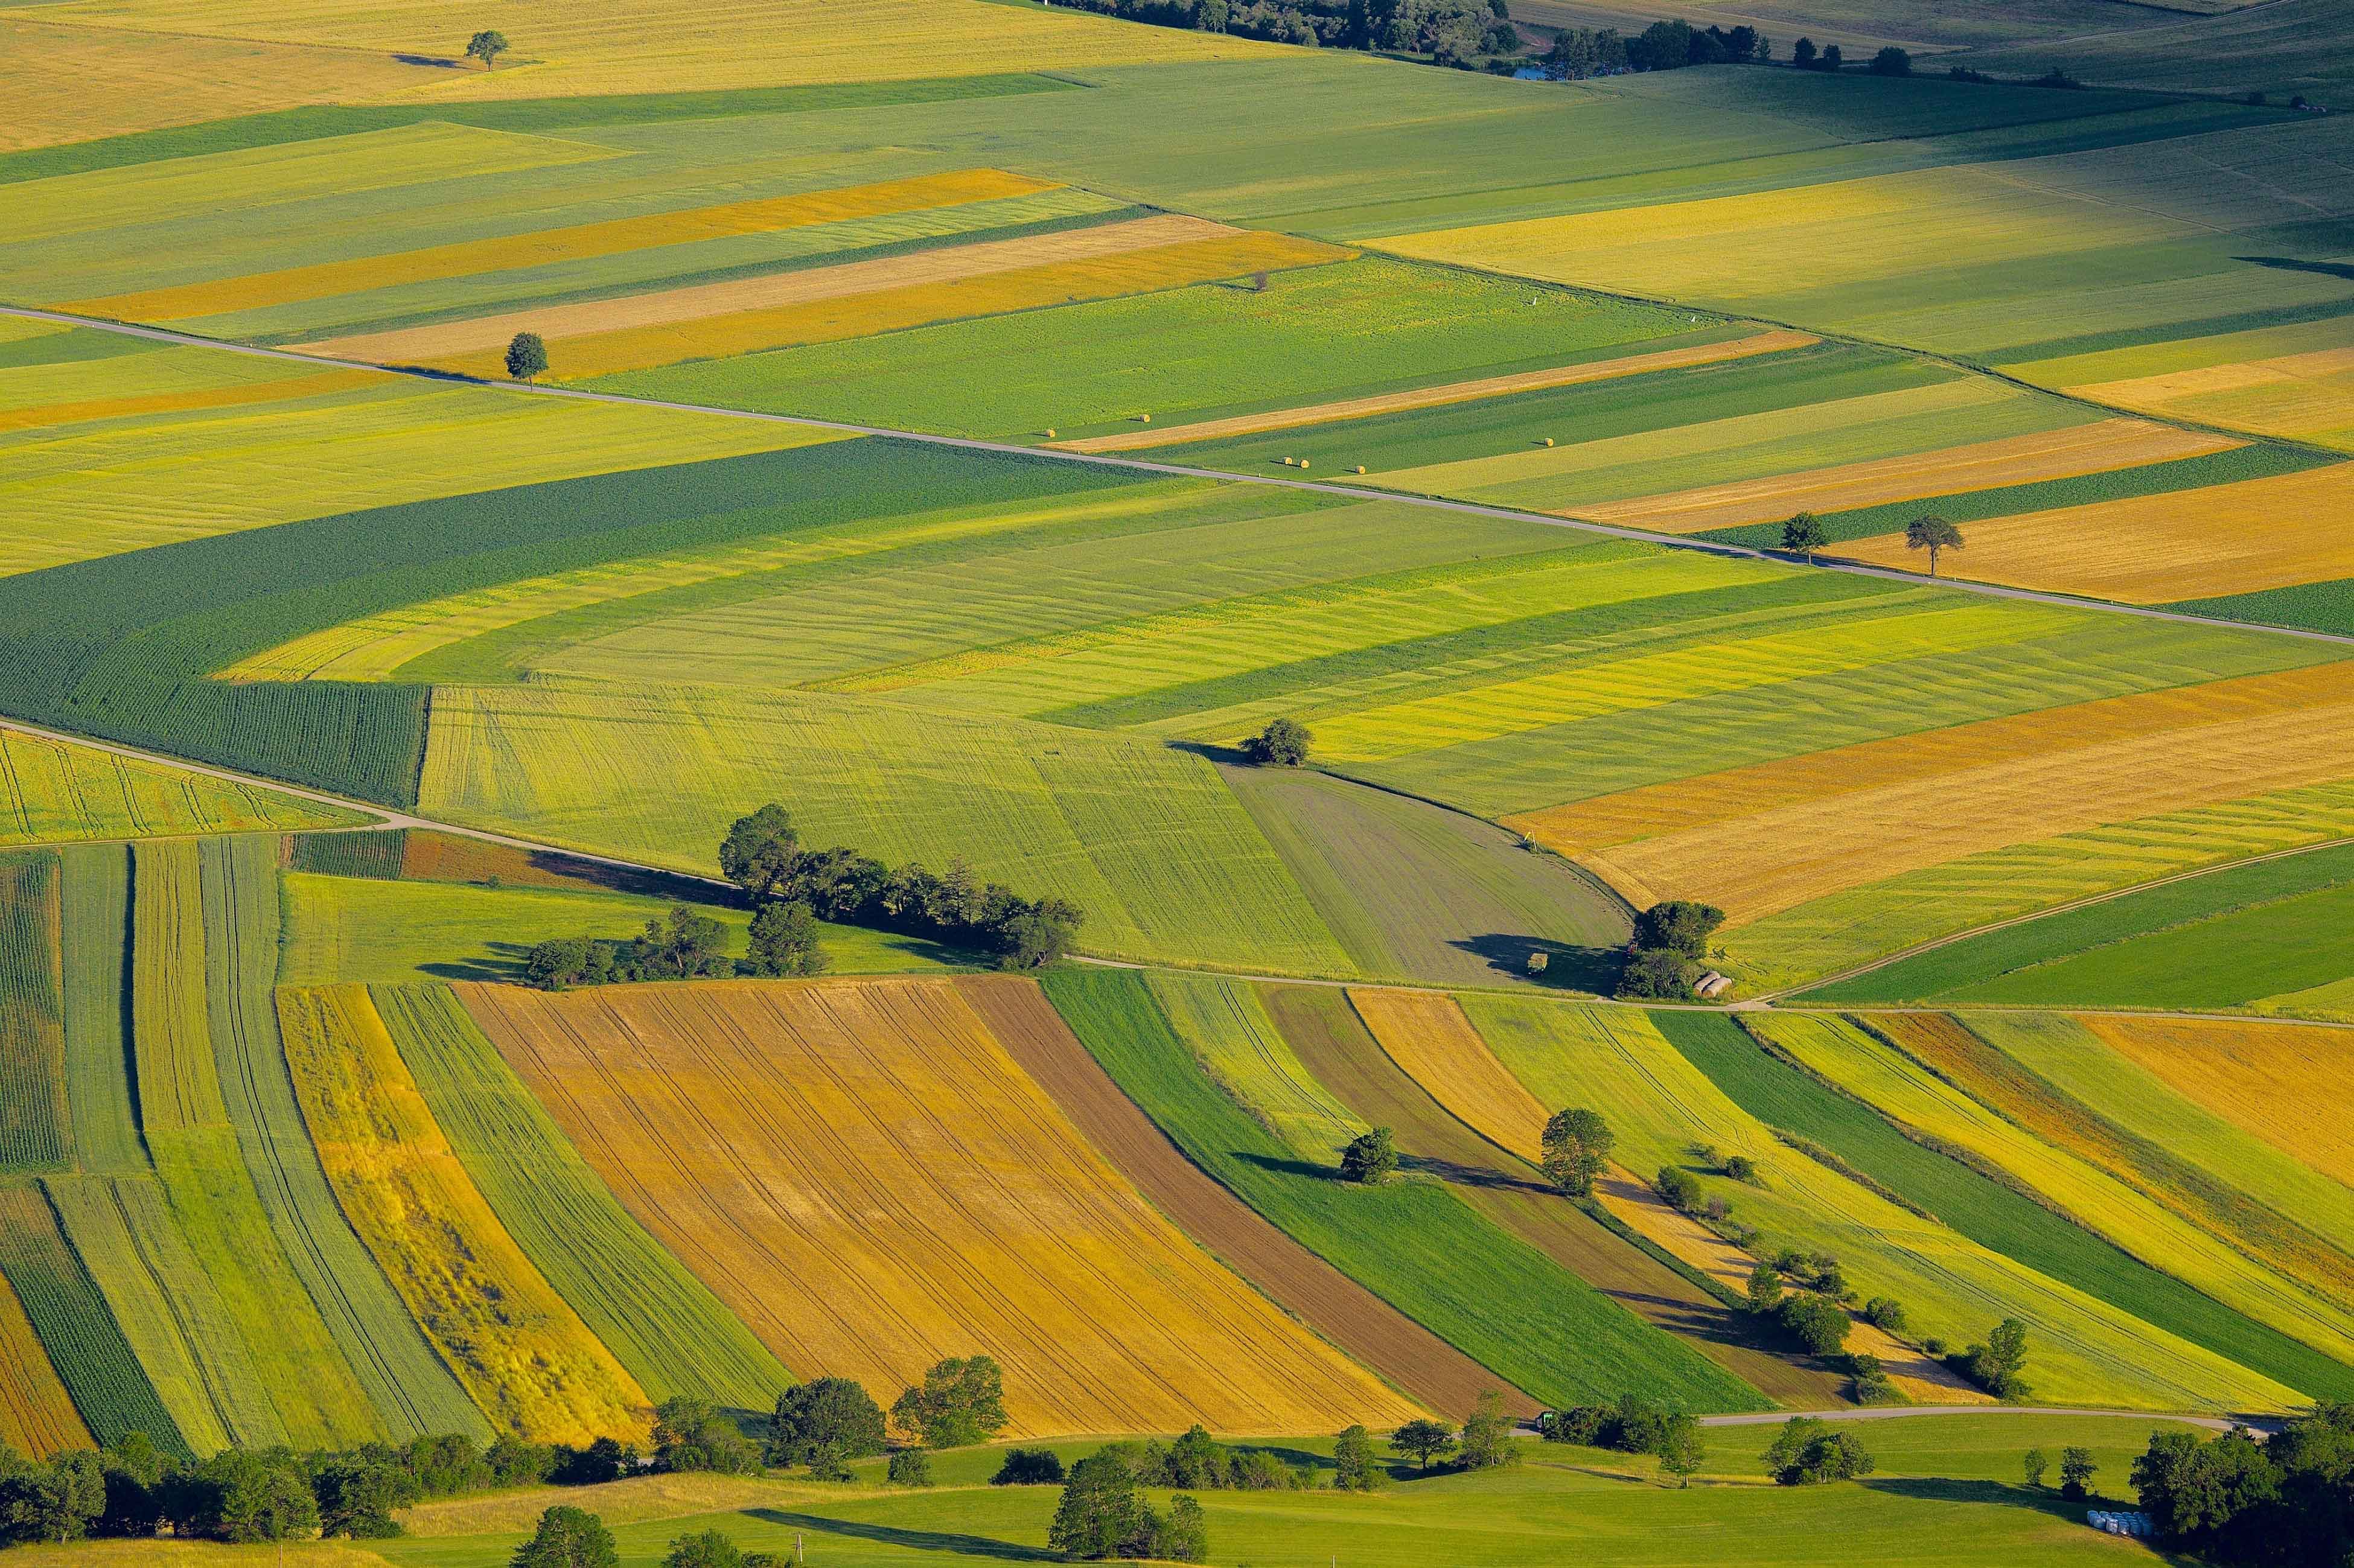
left=1831, top=462, right=2354, bottom=601
left=0, top=1270, right=91, bottom=1459
left=276, top=983, right=648, bottom=1444
left=2084, top=1016, right=2354, bottom=1191
left=0, top=370, right=388, bottom=436
left=130, top=841, right=220, bottom=1134
left=0, top=726, right=360, bottom=843
left=68, top=170, right=1060, bottom=324
left=1561, top=671, right=2354, bottom=922
left=1578, top=418, right=2235, bottom=534
left=463, top=976, right=1415, bottom=1436
left=2023, top=316, right=2354, bottom=451
left=10, top=0, right=1290, bottom=113
left=1378, top=162, right=2188, bottom=309
left=2, top=371, right=837, bottom=574
left=1048, top=328, right=1818, bottom=453
left=304, top=220, right=1345, bottom=378
left=1509, top=661, right=2354, bottom=859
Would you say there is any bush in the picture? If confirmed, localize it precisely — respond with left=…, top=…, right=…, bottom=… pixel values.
left=1764, top=1419, right=1874, bottom=1485
left=887, top=1450, right=933, bottom=1488
left=1862, top=1296, right=1908, bottom=1334
left=1870, top=45, right=1909, bottom=75
left=992, top=1448, right=1068, bottom=1486
left=1722, top=1154, right=1758, bottom=1185
left=1339, top=1126, right=1397, bottom=1185
left=1778, top=1293, right=1850, bottom=1357
left=1243, top=718, right=1312, bottom=766
left=1654, top=1165, right=1703, bottom=1213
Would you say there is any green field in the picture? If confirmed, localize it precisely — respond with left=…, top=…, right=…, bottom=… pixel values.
left=56, top=846, right=140, bottom=1177
left=377, top=982, right=793, bottom=1412
left=0, top=853, right=69, bottom=1173
left=1044, top=967, right=1768, bottom=1413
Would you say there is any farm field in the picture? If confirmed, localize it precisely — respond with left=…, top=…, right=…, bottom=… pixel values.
left=460, top=975, right=1415, bottom=1436
left=0, top=726, right=359, bottom=846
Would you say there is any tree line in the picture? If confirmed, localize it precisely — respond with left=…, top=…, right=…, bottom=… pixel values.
left=2130, top=1401, right=2354, bottom=1564
left=1046, top=0, right=1518, bottom=68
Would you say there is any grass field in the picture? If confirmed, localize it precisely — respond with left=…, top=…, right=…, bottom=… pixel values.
left=462, top=976, right=1412, bottom=1436
left=1044, top=967, right=1766, bottom=1413
left=0, top=1181, right=187, bottom=1457
left=278, top=983, right=646, bottom=1444
left=0, top=853, right=69, bottom=1174
left=378, top=982, right=792, bottom=1415
left=57, top=846, right=141, bottom=1178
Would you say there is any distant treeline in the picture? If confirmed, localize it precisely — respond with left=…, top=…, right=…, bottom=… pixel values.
left=1052, top=0, right=1519, bottom=66
left=1540, top=20, right=1766, bottom=78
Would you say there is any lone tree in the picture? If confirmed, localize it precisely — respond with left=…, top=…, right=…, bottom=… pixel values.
left=1244, top=716, right=1311, bottom=766
left=1339, top=1126, right=1397, bottom=1185
left=2059, top=1446, right=2098, bottom=1501
left=467, top=29, right=509, bottom=69
left=1764, top=1418, right=1874, bottom=1485
left=1392, top=1418, right=1457, bottom=1473
left=1458, top=1392, right=1521, bottom=1471
left=1966, top=1317, right=2031, bottom=1399
left=506, top=330, right=549, bottom=381
left=1331, top=1425, right=1385, bottom=1491
left=765, top=1377, right=887, bottom=1479
left=1905, top=514, right=1963, bottom=578
left=1871, top=45, right=1911, bottom=75
left=892, top=1356, right=1009, bottom=1449
left=1781, top=511, right=1829, bottom=564
left=1632, top=900, right=1724, bottom=960
left=511, top=1505, right=619, bottom=1568
left=1541, top=1107, right=1613, bottom=1197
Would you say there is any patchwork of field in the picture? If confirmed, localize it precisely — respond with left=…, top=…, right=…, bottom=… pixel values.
left=462, top=976, right=1415, bottom=1436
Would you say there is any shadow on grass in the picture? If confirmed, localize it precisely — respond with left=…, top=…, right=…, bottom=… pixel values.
left=1233, top=1150, right=1339, bottom=1181
left=419, top=940, right=536, bottom=983
left=750, top=1510, right=1055, bottom=1561
left=1863, top=1477, right=2087, bottom=1522
left=1454, top=932, right=1624, bottom=993
left=2236, top=255, right=2354, bottom=283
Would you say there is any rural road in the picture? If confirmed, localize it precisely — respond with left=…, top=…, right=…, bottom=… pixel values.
left=1696, top=1406, right=2265, bottom=1434
left=11, top=302, right=2354, bottom=655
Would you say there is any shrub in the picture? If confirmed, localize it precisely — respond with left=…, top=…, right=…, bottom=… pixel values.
left=1722, top=1154, right=1758, bottom=1185
left=887, top=1450, right=933, bottom=1488
left=992, top=1448, right=1068, bottom=1486
left=1764, top=1419, right=1874, bottom=1485
left=1339, top=1126, right=1397, bottom=1185
left=1243, top=718, right=1312, bottom=766
left=1654, top=1165, right=1702, bottom=1213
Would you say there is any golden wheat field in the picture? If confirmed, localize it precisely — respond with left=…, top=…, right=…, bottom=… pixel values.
left=0, top=1271, right=89, bottom=1460
left=1831, top=462, right=2354, bottom=601
left=66, top=170, right=1062, bottom=325
left=2084, top=1016, right=2354, bottom=1191
left=1508, top=661, right=2354, bottom=861
left=1049, top=328, right=1818, bottom=453
left=461, top=977, right=1417, bottom=1437
left=276, top=984, right=649, bottom=1444
left=2068, top=343, right=2354, bottom=451
left=1577, top=418, right=2236, bottom=534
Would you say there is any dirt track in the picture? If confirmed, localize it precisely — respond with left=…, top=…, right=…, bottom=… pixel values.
left=962, top=975, right=1533, bottom=1419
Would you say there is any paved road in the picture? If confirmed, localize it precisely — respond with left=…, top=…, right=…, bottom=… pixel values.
left=10, top=302, right=2354, bottom=654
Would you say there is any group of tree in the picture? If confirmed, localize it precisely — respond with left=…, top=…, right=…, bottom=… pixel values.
left=1048, top=0, right=1517, bottom=67
left=525, top=904, right=742, bottom=990
left=1538, top=19, right=1765, bottom=78
left=1243, top=716, right=1313, bottom=766
left=1540, top=1394, right=1706, bottom=1485
left=2022, top=1444, right=2100, bottom=1500
left=1762, top=1417, right=1875, bottom=1484
left=1047, top=1447, right=1210, bottom=1562
left=1389, top=1394, right=1522, bottom=1476
left=720, top=803, right=1083, bottom=970
left=1615, top=898, right=1725, bottom=999
left=1788, top=37, right=1843, bottom=71
left=2130, top=1402, right=2354, bottom=1563
left=0, top=1427, right=666, bottom=1549
left=762, top=1357, right=1011, bottom=1480
left=511, top=1506, right=791, bottom=1568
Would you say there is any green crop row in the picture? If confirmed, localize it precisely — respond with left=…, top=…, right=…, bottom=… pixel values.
left=0, top=853, right=69, bottom=1174
left=1041, top=967, right=1762, bottom=1412
left=57, top=844, right=143, bottom=1178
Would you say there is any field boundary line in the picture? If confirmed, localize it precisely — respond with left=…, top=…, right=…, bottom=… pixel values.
left=9, top=302, right=2354, bottom=653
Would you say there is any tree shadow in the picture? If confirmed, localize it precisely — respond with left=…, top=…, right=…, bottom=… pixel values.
left=748, top=1511, right=1056, bottom=1561
left=501, top=843, right=747, bottom=907
left=391, top=53, right=464, bottom=67
left=1863, top=1477, right=2087, bottom=1523
left=1397, top=1150, right=1551, bottom=1194
left=1170, top=738, right=1254, bottom=767
left=419, top=940, right=537, bottom=983
left=1233, top=1150, right=1339, bottom=1181
left=2233, top=255, right=2354, bottom=282
left=1453, top=932, right=1624, bottom=993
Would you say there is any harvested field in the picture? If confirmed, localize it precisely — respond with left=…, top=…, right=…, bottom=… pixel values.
left=279, top=983, right=646, bottom=1444
left=1048, top=328, right=1817, bottom=453
left=1832, top=463, right=2354, bottom=602
left=1578, top=419, right=2236, bottom=534
left=67, top=169, right=1061, bottom=323
left=383, top=983, right=792, bottom=1412
left=961, top=975, right=1486, bottom=1420
left=0, top=1268, right=89, bottom=1459
left=0, top=853, right=69, bottom=1173
left=464, top=977, right=1408, bottom=1436
left=2083, top=1016, right=2354, bottom=1193
left=1282, top=986, right=1814, bottom=1405
left=0, top=1182, right=187, bottom=1456
left=299, top=216, right=1333, bottom=368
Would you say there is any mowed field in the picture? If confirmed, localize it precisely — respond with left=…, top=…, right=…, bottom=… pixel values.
left=461, top=976, right=1418, bottom=1436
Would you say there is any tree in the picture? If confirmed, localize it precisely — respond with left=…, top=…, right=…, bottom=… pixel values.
left=1392, top=1418, right=1456, bottom=1473
left=1965, top=1318, right=2030, bottom=1398
left=1778, top=1292, right=1850, bottom=1357
left=1781, top=511, right=1829, bottom=563
left=1904, top=514, right=1963, bottom=577
left=525, top=936, right=595, bottom=990
left=1820, top=43, right=1843, bottom=69
left=1656, top=1421, right=1706, bottom=1487
left=2023, top=1447, right=2050, bottom=1488
left=719, top=805, right=802, bottom=899
left=887, top=1449, right=933, bottom=1487
left=1654, top=1164, right=1702, bottom=1213
left=1331, top=1424, right=1385, bottom=1491
left=990, top=1448, right=1067, bottom=1485
left=1158, top=1494, right=1208, bottom=1562
left=1540, top=1106, right=1613, bottom=1196
left=767, top=1378, right=887, bottom=1478
left=1244, top=716, right=1312, bottom=766
left=1617, top=946, right=1695, bottom=999
left=1458, top=1393, right=1520, bottom=1471
left=506, top=331, right=549, bottom=381
left=1632, top=900, right=1724, bottom=960
left=1746, top=1260, right=1784, bottom=1313
left=2059, top=1446, right=2098, bottom=1502
left=892, top=1356, right=1009, bottom=1449
left=1047, top=1450, right=1150, bottom=1560
left=314, top=1457, right=417, bottom=1538
left=1791, top=36, right=1816, bottom=67
left=1861, top=1296, right=1907, bottom=1334
left=1763, top=1418, right=1875, bottom=1484
left=1339, top=1125, right=1397, bottom=1184
left=744, top=900, right=828, bottom=977
left=1871, top=45, right=1910, bottom=75
left=992, top=898, right=1082, bottom=969
left=652, top=1397, right=760, bottom=1476
left=0, top=1452, right=106, bottom=1545
left=467, top=29, right=509, bottom=68
left=207, top=1452, right=319, bottom=1543
left=663, top=1529, right=744, bottom=1568
left=628, top=905, right=732, bottom=980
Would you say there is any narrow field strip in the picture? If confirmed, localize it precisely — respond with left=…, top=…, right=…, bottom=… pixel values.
left=2082, top=1015, right=2354, bottom=1192
left=0, top=1264, right=89, bottom=1458
left=0, top=727, right=359, bottom=844
left=1831, top=462, right=2354, bottom=602
left=64, top=169, right=1060, bottom=323
left=279, top=983, right=648, bottom=1444
left=0, top=852, right=69, bottom=1174
left=1047, top=328, right=1818, bottom=453
left=299, top=214, right=1269, bottom=364
left=57, top=844, right=141, bottom=1178
left=463, top=976, right=1411, bottom=1437
left=1577, top=419, right=2238, bottom=535
left=1146, top=972, right=1364, bottom=1164
left=0, top=367, right=386, bottom=434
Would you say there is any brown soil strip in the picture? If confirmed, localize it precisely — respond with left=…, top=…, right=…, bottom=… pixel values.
left=962, top=974, right=1519, bottom=1418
